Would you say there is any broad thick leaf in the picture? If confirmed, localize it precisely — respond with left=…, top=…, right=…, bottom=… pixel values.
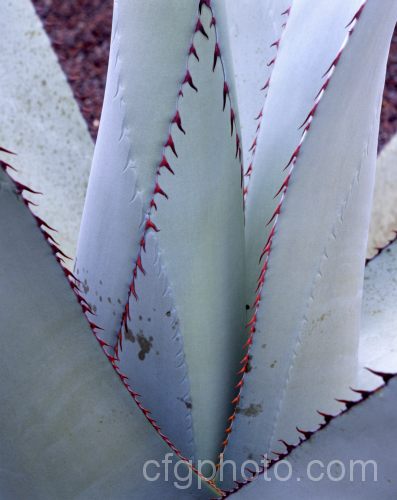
left=75, top=0, right=200, bottom=460
left=228, top=374, right=397, bottom=499
left=224, top=227, right=397, bottom=497
left=224, top=0, right=397, bottom=483
left=223, top=0, right=291, bottom=168
left=359, top=237, right=397, bottom=389
left=0, top=0, right=93, bottom=264
left=367, top=134, right=397, bottom=258
left=76, top=0, right=245, bottom=464
left=0, top=166, right=216, bottom=498
left=117, top=231, right=196, bottom=460
left=76, top=0, right=200, bottom=346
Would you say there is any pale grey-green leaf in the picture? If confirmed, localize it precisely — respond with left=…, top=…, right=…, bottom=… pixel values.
left=230, top=376, right=397, bottom=499
left=0, top=168, right=215, bottom=499
left=225, top=0, right=397, bottom=483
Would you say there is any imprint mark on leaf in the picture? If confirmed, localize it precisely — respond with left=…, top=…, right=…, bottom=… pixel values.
left=178, top=397, right=192, bottom=410
left=236, top=403, right=263, bottom=417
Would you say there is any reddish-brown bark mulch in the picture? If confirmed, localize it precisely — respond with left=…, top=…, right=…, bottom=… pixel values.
left=32, top=0, right=397, bottom=150
left=380, top=31, right=397, bottom=149
left=32, top=0, right=113, bottom=140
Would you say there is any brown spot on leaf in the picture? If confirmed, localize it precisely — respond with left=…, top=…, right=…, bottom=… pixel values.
left=125, top=328, right=135, bottom=343
left=137, top=333, right=153, bottom=361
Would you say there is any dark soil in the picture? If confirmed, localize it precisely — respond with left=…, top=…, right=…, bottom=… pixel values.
left=380, top=30, right=397, bottom=150
left=32, top=0, right=113, bottom=140
left=32, top=0, right=397, bottom=149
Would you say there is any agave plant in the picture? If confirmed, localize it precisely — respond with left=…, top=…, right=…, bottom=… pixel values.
left=2, top=0, right=397, bottom=497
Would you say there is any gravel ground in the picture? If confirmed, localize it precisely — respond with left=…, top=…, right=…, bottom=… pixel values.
left=380, top=31, right=397, bottom=149
left=32, top=0, right=397, bottom=149
left=32, top=0, right=112, bottom=140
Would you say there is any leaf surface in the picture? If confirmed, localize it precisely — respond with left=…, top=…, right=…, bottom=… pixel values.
left=359, top=237, right=397, bottom=389
left=77, top=0, right=246, bottom=464
left=222, top=0, right=291, bottom=169
left=229, top=374, right=397, bottom=499
left=225, top=0, right=397, bottom=483
left=0, top=166, right=216, bottom=498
